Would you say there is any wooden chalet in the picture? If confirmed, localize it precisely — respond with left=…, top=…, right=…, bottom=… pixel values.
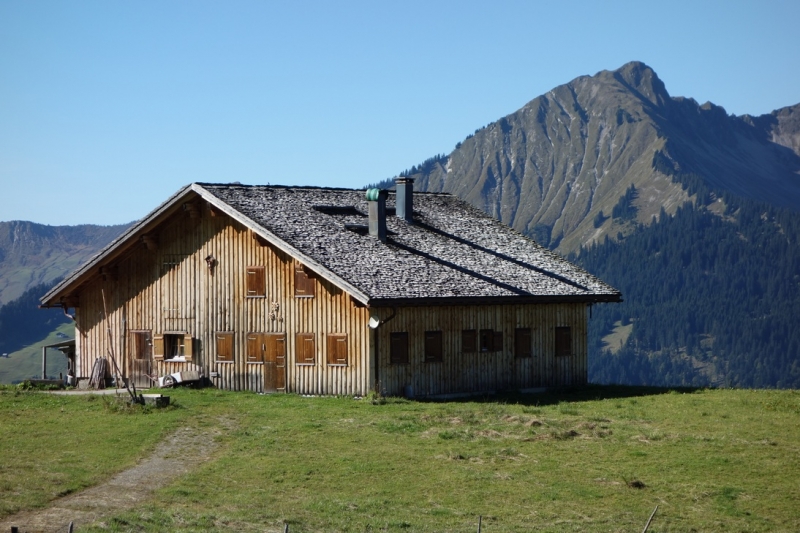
left=40, top=180, right=621, bottom=397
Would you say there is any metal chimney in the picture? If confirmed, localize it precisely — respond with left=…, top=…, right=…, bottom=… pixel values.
left=395, top=177, right=414, bottom=224
left=366, top=188, right=388, bottom=242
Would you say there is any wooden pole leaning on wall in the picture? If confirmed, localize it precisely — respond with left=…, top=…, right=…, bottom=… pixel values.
left=101, top=289, right=140, bottom=404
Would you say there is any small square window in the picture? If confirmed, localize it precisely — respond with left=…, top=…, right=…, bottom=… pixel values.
left=216, top=332, right=234, bottom=362
left=462, top=330, right=477, bottom=352
left=154, top=333, right=194, bottom=362
left=480, top=329, right=494, bottom=352
left=425, top=331, right=443, bottom=363
left=515, top=328, right=532, bottom=358
left=390, top=332, right=409, bottom=365
left=294, top=264, right=316, bottom=298
left=246, top=266, right=266, bottom=297
left=327, top=333, right=348, bottom=366
left=296, top=333, right=316, bottom=365
left=555, top=327, right=572, bottom=357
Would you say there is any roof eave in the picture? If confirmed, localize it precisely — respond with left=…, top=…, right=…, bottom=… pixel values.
left=366, top=293, right=623, bottom=308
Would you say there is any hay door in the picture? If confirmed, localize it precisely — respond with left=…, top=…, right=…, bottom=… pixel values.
left=130, top=330, right=152, bottom=389
left=264, top=333, right=286, bottom=393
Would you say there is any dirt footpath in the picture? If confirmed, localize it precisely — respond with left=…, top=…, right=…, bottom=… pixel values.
left=0, top=423, right=223, bottom=533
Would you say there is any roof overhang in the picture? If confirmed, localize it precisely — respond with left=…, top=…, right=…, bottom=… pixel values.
left=40, top=183, right=372, bottom=308
left=366, top=293, right=623, bottom=308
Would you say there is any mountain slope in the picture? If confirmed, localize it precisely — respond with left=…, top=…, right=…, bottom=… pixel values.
left=403, top=61, right=800, bottom=255
left=0, top=221, right=130, bottom=306
left=390, top=61, right=800, bottom=388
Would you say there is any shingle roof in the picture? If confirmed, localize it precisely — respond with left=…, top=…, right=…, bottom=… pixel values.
left=199, top=183, right=621, bottom=304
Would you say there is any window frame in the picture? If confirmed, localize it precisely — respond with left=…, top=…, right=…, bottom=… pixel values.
left=326, top=333, right=348, bottom=366
left=296, top=333, right=316, bottom=365
left=555, top=326, right=572, bottom=357
left=462, top=329, right=477, bottom=353
left=514, top=328, right=532, bottom=358
left=245, top=266, right=266, bottom=298
left=294, top=264, right=316, bottom=298
left=424, top=331, right=443, bottom=363
left=390, top=332, right=409, bottom=365
left=157, top=332, right=194, bottom=362
left=215, top=331, right=234, bottom=363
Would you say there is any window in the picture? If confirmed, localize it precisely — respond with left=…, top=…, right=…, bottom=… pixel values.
left=154, top=333, right=194, bottom=362
left=216, top=332, right=234, bottom=362
left=462, top=330, right=477, bottom=352
left=515, top=328, right=532, bottom=358
left=294, top=264, right=316, bottom=298
left=246, top=333, right=264, bottom=363
left=246, top=266, right=266, bottom=297
left=327, top=333, right=348, bottom=366
left=555, top=327, right=572, bottom=357
left=425, top=331, right=443, bottom=362
left=480, top=329, right=493, bottom=352
left=479, top=329, right=503, bottom=352
left=390, top=332, right=409, bottom=365
left=296, top=333, right=316, bottom=365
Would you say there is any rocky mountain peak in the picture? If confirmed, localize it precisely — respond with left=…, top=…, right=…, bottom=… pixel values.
left=610, top=61, right=671, bottom=108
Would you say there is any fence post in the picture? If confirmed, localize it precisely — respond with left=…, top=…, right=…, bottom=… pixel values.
left=69, top=521, right=74, bottom=533
left=477, top=515, right=482, bottom=533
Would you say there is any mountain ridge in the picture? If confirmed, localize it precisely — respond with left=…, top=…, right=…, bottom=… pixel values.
left=402, top=61, right=800, bottom=254
left=0, top=220, right=130, bottom=306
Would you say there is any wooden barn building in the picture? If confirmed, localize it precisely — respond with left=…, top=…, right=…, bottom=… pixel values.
left=41, top=180, right=621, bottom=397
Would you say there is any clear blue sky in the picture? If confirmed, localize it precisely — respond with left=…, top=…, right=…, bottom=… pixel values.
left=1, top=0, right=798, bottom=226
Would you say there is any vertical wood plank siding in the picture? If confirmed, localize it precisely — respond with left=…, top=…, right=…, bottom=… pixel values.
left=74, top=206, right=370, bottom=395
left=72, top=204, right=588, bottom=397
left=374, top=303, right=588, bottom=397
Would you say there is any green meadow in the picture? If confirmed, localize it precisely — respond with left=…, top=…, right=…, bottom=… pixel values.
left=1, top=386, right=798, bottom=532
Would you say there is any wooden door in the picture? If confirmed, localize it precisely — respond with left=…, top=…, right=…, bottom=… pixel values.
left=130, top=331, right=152, bottom=389
left=264, top=333, right=286, bottom=393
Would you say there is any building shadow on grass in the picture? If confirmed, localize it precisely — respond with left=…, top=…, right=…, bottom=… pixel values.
left=415, top=384, right=707, bottom=407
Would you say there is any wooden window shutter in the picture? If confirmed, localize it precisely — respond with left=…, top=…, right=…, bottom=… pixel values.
left=246, top=266, right=266, bottom=297
left=294, top=264, right=316, bottom=298
left=462, top=330, right=477, bottom=353
left=216, top=333, right=234, bottom=362
left=555, top=327, right=572, bottom=357
left=493, top=331, right=503, bottom=352
left=480, top=329, right=494, bottom=352
left=153, top=335, right=164, bottom=361
left=296, top=333, right=315, bottom=365
left=515, top=328, right=532, bottom=358
left=327, top=333, right=348, bottom=366
left=390, top=332, right=409, bottom=365
left=425, top=331, right=443, bottom=362
left=183, top=335, right=194, bottom=362
left=247, top=333, right=262, bottom=362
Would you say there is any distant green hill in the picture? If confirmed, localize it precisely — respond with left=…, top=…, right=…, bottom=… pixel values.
left=0, top=220, right=130, bottom=306
left=0, top=221, right=127, bottom=384
left=0, top=322, right=72, bottom=383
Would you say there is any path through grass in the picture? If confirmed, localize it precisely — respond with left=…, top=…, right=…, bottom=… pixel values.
left=2, top=386, right=799, bottom=532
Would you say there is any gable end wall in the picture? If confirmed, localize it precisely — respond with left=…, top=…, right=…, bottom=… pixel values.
left=73, top=207, right=372, bottom=395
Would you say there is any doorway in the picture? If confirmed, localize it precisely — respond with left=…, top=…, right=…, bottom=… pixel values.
left=129, top=330, right=152, bottom=389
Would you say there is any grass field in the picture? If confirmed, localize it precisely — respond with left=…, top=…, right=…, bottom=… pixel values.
left=2, top=386, right=798, bottom=532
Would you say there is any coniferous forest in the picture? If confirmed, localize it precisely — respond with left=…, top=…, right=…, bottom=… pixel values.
left=575, top=190, right=800, bottom=389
